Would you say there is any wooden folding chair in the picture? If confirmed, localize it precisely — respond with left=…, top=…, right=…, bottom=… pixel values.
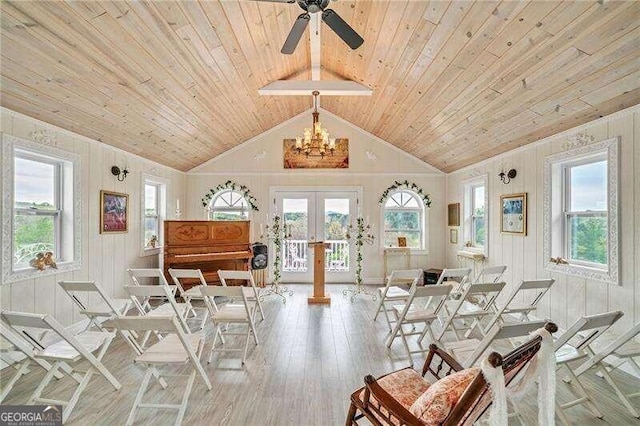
left=58, top=280, right=132, bottom=332
left=484, top=278, right=555, bottom=332
left=347, top=322, right=558, bottom=426
left=444, top=319, right=549, bottom=368
left=217, top=269, right=265, bottom=322
left=0, top=321, right=83, bottom=403
left=372, top=269, right=422, bottom=332
left=0, top=310, right=120, bottom=423
left=437, top=281, right=507, bottom=341
left=107, top=316, right=211, bottom=426
left=201, top=285, right=259, bottom=366
left=573, top=321, right=640, bottom=418
left=386, top=284, right=454, bottom=367
left=125, top=285, right=191, bottom=348
left=552, top=311, right=624, bottom=425
left=168, top=268, right=210, bottom=329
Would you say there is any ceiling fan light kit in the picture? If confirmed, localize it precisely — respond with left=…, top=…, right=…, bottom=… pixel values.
left=257, top=0, right=364, bottom=54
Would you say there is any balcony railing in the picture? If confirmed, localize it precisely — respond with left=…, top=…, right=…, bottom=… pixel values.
left=282, top=239, right=349, bottom=272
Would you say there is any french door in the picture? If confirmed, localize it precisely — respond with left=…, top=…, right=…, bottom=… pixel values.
left=273, top=189, right=359, bottom=283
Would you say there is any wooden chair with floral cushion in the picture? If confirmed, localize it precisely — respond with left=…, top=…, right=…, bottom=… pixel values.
left=346, top=322, right=558, bottom=426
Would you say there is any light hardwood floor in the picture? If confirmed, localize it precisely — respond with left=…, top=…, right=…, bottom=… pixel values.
left=2, top=284, right=639, bottom=425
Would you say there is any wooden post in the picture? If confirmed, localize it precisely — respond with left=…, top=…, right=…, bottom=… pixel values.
left=308, top=241, right=331, bottom=305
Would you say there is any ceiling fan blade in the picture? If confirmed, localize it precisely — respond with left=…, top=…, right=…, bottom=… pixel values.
left=252, top=0, right=296, bottom=3
left=281, top=13, right=310, bottom=55
left=321, top=9, right=364, bottom=50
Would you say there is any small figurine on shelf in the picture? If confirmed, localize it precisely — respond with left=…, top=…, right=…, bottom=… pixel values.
left=43, top=251, right=57, bottom=269
left=29, top=251, right=57, bottom=271
left=147, top=235, right=158, bottom=249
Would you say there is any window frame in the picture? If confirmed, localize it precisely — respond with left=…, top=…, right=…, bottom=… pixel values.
left=2, top=133, right=82, bottom=283
left=543, top=136, right=619, bottom=284
left=461, top=174, right=489, bottom=256
left=562, top=155, right=608, bottom=269
left=209, top=189, right=250, bottom=221
left=382, top=189, right=426, bottom=251
left=470, top=183, right=486, bottom=248
left=140, top=174, right=167, bottom=257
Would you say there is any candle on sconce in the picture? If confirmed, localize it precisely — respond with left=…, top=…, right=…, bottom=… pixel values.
left=176, top=198, right=180, bottom=210
left=260, top=223, right=263, bottom=236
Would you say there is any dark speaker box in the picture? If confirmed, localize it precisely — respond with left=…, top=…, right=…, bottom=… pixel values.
left=251, top=243, right=268, bottom=270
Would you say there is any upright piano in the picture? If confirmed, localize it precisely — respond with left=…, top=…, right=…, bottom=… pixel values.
left=163, top=220, right=252, bottom=289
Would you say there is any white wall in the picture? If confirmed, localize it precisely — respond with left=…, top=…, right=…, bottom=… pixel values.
left=0, top=108, right=186, bottom=327
left=446, top=105, right=640, bottom=335
left=187, top=109, right=446, bottom=282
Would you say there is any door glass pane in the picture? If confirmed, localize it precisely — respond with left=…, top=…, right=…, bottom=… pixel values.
left=324, top=199, right=350, bottom=271
left=568, top=215, right=607, bottom=265
left=570, top=160, right=607, bottom=211
left=15, top=157, right=56, bottom=209
left=283, top=199, right=308, bottom=272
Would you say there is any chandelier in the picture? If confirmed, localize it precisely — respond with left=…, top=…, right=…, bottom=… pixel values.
left=295, top=91, right=336, bottom=157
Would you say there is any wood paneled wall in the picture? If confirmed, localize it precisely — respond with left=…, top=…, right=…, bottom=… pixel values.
left=445, top=106, right=640, bottom=335
left=0, top=107, right=186, bottom=327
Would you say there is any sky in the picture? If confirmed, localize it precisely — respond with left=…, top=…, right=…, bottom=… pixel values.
left=14, top=157, right=55, bottom=204
left=571, top=160, right=607, bottom=211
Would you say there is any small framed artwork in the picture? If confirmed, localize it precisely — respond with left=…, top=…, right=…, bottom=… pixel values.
left=397, top=237, right=407, bottom=247
left=501, top=193, right=527, bottom=236
left=448, top=203, right=460, bottom=226
left=100, top=190, right=129, bottom=233
left=450, top=229, right=458, bottom=244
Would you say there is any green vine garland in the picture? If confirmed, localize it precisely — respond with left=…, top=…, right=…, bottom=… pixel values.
left=379, top=180, right=432, bottom=207
left=201, top=180, right=259, bottom=211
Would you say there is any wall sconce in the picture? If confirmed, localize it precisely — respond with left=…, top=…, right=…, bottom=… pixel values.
left=498, top=169, right=517, bottom=184
left=111, top=166, right=129, bottom=182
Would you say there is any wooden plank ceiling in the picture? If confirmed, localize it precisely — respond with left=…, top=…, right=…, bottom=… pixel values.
left=1, top=1, right=639, bottom=172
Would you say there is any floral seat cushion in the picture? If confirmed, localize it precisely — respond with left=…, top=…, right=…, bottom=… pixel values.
left=409, top=367, right=480, bottom=425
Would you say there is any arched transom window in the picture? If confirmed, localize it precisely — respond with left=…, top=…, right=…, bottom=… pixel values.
left=383, top=190, right=424, bottom=249
left=209, top=189, right=249, bottom=220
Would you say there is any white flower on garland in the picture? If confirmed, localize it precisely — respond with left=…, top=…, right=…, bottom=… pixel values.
left=379, top=180, right=432, bottom=207
left=201, top=180, right=259, bottom=211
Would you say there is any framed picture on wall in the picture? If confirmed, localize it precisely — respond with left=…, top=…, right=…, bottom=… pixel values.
left=500, top=193, right=527, bottom=236
left=397, top=237, right=407, bottom=247
left=448, top=203, right=460, bottom=226
left=100, top=190, right=129, bottom=233
left=450, top=229, right=458, bottom=244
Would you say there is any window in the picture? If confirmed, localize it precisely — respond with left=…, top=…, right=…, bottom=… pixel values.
left=209, top=189, right=249, bottom=220
left=471, top=184, right=486, bottom=247
left=141, top=175, right=166, bottom=256
left=2, top=134, right=82, bottom=283
left=383, top=190, right=424, bottom=249
left=564, top=158, right=607, bottom=267
left=13, top=153, right=61, bottom=269
left=462, top=174, right=489, bottom=255
left=544, top=137, right=619, bottom=284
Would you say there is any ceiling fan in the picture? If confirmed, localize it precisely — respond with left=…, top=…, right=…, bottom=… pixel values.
left=254, top=0, right=364, bottom=54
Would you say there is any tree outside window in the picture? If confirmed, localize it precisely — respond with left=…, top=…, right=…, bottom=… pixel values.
left=383, top=191, right=424, bottom=249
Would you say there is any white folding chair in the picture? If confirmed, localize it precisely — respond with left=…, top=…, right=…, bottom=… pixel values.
left=573, top=321, right=640, bottom=418
left=552, top=311, right=624, bottom=425
left=201, top=286, right=259, bottom=366
left=472, top=265, right=507, bottom=284
left=445, top=319, right=549, bottom=368
left=125, top=285, right=191, bottom=348
left=127, top=269, right=177, bottom=306
left=0, top=311, right=120, bottom=423
left=437, top=281, right=507, bottom=341
left=484, top=278, right=555, bottom=332
left=217, top=269, right=265, bottom=322
left=372, top=269, right=422, bottom=332
left=386, top=284, right=454, bottom=367
left=58, top=280, right=132, bottom=332
left=108, top=316, right=211, bottom=426
left=168, top=269, right=210, bottom=329
left=0, top=321, right=83, bottom=403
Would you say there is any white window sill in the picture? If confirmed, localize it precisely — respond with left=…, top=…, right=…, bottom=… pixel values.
left=3, top=260, right=81, bottom=284
left=140, top=247, right=162, bottom=257
left=382, top=248, right=428, bottom=255
left=545, top=261, right=615, bottom=284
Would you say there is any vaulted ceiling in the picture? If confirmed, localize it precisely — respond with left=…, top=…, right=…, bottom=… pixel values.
left=1, top=1, right=639, bottom=172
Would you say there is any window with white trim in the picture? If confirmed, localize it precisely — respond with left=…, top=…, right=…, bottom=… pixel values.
left=209, top=189, right=249, bottom=220
left=462, top=174, right=489, bottom=255
left=4, top=136, right=81, bottom=284
left=142, top=176, right=166, bottom=255
left=383, top=190, right=424, bottom=249
left=544, top=137, right=619, bottom=284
